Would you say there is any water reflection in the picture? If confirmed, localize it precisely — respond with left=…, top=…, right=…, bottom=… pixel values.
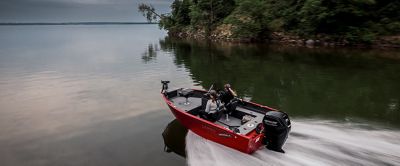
left=142, top=43, right=159, bottom=63
left=0, top=25, right=188, bottom=166
left=158, top=38, right=400, bottom=164
left=162, top=119, right=187, bottom=158
left=159, top=37, right=400, bottom=127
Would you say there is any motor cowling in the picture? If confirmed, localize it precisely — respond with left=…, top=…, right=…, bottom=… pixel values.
left=262, top=111, right=291, bottom=153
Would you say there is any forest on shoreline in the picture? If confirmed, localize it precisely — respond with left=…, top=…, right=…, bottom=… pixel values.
left=140, top=0, right=400, bottom=47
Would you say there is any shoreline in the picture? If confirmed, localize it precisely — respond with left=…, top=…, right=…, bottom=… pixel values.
left=162, top=36, right=400, bottom=60
left=168, top=30, right=400, bottom=50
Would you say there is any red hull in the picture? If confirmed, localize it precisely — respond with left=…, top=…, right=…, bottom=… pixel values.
left=161, top=91, right=267, bottom=154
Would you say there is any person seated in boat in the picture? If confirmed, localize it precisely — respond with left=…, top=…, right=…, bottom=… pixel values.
left=200, top=90, right=223, bottom=122
left=220, top=84, right=237, bottom=104
left=219, top=84, right=238, bottom=113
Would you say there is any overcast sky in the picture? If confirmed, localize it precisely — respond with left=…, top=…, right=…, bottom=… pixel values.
left=0, top=0, right=173, bottom=22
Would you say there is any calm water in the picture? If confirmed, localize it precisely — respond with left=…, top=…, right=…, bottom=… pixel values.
left=1, top=25, right=400, bottom=166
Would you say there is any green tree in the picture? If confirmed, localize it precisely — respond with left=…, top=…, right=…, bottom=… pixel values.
left=140, top=0, right=400, bottom=44
left=172, top=0, right=192, bottom=26
left=138, top=3, right=162, bottom=23
left=224, top=0, right=269, bottom=39
left=190, top=0, right=235, bottom=35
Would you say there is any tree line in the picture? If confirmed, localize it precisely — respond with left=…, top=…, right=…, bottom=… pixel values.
left=139, top=0, right=399, bottom=44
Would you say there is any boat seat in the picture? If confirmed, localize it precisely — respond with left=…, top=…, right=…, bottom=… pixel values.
left=224, top=99, right=239, bottom=115
left=201, top=94, right=210, bottom=110
left=178, top=89, right=194, bottom=105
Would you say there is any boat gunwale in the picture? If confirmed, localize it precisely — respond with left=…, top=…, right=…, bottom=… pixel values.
left=161, top=91, right=248, bottom=140
left=161, top=88, right=280, bottom=139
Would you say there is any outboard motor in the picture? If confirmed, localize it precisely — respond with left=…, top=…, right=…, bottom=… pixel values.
left=262, top=111, right=291, bottom=153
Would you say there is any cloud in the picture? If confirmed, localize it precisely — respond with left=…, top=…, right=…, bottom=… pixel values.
left=32, top=0, right=122, bottom=5
left=8, top=0, right=172, bottom=5
left=0, top=0, right=173, bottom=22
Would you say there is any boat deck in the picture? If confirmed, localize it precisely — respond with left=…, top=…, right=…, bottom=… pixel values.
left=169, top=95, right=265, bottom=135
left=169, top=96, right=202, bottom=111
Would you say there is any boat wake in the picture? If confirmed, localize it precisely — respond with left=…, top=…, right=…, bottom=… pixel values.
left=186, top=119, right=400, bottom=166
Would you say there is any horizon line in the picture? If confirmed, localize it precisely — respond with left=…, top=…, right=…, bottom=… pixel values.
left=0, top=22, right=158, bottom=26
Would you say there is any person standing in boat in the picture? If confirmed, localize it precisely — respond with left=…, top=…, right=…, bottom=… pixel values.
left=200, top=90, right=222, bottom=122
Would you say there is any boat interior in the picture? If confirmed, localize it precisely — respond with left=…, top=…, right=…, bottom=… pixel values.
left=164, top=88, right=270, bottom=135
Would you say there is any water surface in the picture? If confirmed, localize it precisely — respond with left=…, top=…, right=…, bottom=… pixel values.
left=159, top=38, right=400, bottom=127
left=0, top=25, right=189, bottom=166
left=1, top=25, right=400, bottom=166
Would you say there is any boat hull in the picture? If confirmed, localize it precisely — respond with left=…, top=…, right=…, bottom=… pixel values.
left=162, top=94, right=264, bottom=154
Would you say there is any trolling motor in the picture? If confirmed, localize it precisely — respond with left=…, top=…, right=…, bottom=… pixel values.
left=161, top=80, right=170, bottom=93
left=262, top=111, right=291, bottom=153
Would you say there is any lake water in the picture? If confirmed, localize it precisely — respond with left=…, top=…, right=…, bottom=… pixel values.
left=0, top=24, right=399, bottom=165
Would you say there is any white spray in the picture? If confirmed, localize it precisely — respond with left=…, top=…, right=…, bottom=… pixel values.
left=186, top=119, right=400, bottom=166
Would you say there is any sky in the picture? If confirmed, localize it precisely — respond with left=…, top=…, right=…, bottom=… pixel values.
left=0, top=0, right=173, bottom=22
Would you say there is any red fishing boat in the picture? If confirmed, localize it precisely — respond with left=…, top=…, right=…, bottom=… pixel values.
left=160, top=81, right=291, bottom=154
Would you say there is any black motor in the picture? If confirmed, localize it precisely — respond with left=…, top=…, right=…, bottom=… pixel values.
left=262, top=111, right=291, bottom=153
